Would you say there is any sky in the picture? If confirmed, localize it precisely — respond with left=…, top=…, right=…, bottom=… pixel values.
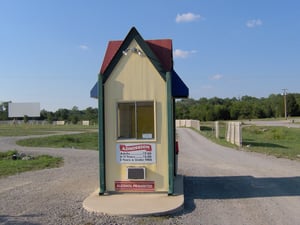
left=1, top=0, right=300, bottom=111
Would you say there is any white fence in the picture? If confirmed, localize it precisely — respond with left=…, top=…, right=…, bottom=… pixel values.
left=82, top=120, right=90, bottom=126
left=54, top=120, right=65, bottom=125
left=226, top=121, right=242, bottom=146
left=176, top=119, right=200, bottom=130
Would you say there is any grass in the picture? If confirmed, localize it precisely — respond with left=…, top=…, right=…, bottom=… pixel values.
left=17, top=132, right=98, bottom=150
left=4, top=122, right=300, bottom=161
left=197, top=121, right=237, bottom=148
left=0, top=124, right=97, bottom=136
left=242, top=126, right=300, bottom=160
left=0, top=150, right=63, bottom=178
left=199, top=121, right=300, bottom=160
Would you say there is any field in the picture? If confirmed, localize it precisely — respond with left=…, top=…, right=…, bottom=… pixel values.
left=0, top=124, right=96, bottom=177
left=17, top=132, right=98, bottom=150
left=0, top=124, right=97, bottom=136
left=0, top=150, right=63, bottom=177
left=1, top=121, right=300, bottom=173
left=199, top=121, right=300, bottom=160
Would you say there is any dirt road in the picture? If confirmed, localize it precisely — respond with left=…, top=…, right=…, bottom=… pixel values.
left=1, top=129, right=300, bottom=224
left=177, top=128, right=300, bottom=225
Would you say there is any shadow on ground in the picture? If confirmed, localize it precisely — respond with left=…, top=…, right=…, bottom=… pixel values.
left=242, top=141, right=287, bottom=149
left=184, top=176, right=300, bottom=213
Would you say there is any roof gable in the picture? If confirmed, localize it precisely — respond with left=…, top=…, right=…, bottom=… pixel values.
left=146, top=39, right=172, bottom=72
left=91, top=27, right=189, bottom=99
left=100, top=41, right=122, bottom=75
left=100, top=27, right=172, bottom=82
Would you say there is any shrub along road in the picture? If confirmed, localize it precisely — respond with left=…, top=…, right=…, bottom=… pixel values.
left=0, top=129, right=300, bottom=224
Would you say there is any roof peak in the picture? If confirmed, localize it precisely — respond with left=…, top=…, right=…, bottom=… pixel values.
left=100, top=27, right=173, bottom=76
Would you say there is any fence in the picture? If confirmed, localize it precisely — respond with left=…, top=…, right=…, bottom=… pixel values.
left=225, top=121, right=242, bottom=146
left=176, top=119, right=200, bottom=130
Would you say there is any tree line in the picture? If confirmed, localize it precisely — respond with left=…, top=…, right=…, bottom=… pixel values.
left=0, top=104, right=98, bottom=125
left=176, top=93, right=300, bottom=121
left=40, top=106, right=98, bottom=124
left=1, top=93, right=300, bottom=123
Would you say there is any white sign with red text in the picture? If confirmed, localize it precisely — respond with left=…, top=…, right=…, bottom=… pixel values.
left=116, top=143, right=156, bottom=164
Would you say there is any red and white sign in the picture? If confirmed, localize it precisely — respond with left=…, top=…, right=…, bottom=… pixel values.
left=115, top=181, right=155, bottom=192
left=116, top=143, right=156, bottom=163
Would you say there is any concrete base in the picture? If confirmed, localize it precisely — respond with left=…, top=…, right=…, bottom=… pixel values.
left=83, top=175, right=184, bottom=216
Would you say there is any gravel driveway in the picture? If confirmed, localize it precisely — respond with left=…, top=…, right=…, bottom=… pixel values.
left=178, top=128, right=300, bottom=225
left=1, top=129, right=300, bottom=225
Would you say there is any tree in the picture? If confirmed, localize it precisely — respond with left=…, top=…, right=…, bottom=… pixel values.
left=23, top=115, right=29, bottom=124
left=55, top=108, right=69, bottom=121
left=83, top=107, right=98, bottom=124
left=46, top=111, right=54, bottom=124
left=214, top=104, right=230, bottom=120
left=70, top=106, right=80, bottom=124
left=230, top=101, right=241, bottom=120
left=40, top=109, right=48, bottom=121
left=0, top=102, right=9, bottom=120
left=287, top=94, right=300, bottom=116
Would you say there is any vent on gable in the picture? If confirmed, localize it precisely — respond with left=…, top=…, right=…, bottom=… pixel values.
left=127, top=167, right=146, bottom=180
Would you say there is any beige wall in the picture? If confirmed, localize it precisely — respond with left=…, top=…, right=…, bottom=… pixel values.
left=104, top=40, right=168, bottom=192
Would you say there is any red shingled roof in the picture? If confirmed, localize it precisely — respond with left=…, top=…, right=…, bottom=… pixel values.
left=100, top=39, right=173, bottom=74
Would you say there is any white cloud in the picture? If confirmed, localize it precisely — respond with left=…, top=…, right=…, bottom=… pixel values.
left=79, top=44, right=89, bottom=50
left=175, top=12, right=202, bottom=23
left=173, top=49, right=197, bottom=58
left=211, top=74, right=223, bottom=80
left=246, top=19, right=262, bottom=28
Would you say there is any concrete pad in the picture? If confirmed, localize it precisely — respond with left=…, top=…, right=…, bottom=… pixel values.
left=83, top=175, right=184, bottom=216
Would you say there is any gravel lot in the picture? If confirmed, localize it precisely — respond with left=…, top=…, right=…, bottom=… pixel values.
left=1, top=128, right=300, bottom=225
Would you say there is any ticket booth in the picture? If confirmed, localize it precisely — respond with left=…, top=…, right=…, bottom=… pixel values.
left=91, top=27, right=188, bottom=195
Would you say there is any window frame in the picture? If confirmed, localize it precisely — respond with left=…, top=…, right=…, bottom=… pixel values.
left=116, top=100, right=156, bottom=142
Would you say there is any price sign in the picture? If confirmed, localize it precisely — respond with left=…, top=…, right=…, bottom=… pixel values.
left=116, top=143, right=156, bottom=164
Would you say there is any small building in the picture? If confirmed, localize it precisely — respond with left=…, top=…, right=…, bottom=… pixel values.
left=91, top=27, right=188, bottom=195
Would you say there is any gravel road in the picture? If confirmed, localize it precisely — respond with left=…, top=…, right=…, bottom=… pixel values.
left=1, top=128, right=300, bottom=225
left=177, top=128, right=300, bottom=225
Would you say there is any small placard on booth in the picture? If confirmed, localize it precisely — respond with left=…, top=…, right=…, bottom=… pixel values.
left=142, top=133, right=153, bottom=139
left=115, top=181, right=155, bottom=192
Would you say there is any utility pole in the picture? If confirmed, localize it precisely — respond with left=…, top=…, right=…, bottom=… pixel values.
left=282, top=88, right=288, bottom=120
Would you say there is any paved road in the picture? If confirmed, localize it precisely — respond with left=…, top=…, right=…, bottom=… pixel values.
left=243, top=119, right=300, bottom=128
left=0, top=129, right=300, bottom=224
left=177, top=128, right=300, bottom=225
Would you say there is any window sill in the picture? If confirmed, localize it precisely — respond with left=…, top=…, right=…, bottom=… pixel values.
left=116, top=138, right=157, bottom=143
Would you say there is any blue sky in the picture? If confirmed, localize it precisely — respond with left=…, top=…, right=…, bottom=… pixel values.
left=1, top=0, right=299, bottom=111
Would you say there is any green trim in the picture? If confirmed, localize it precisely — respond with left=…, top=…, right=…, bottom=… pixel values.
left=166, top=71, right=174, bottom=195
left=102, top=27, right=166, bottom=83
left=98, top=73, right=106, bottom=195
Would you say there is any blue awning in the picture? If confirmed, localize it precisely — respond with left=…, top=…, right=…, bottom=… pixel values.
left=171, top=70, right=189, bottom=98
left=90, top=82, right=98, bottom=99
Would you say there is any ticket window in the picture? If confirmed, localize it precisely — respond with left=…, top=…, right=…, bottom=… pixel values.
left=117, top=101, right=155, bottom=140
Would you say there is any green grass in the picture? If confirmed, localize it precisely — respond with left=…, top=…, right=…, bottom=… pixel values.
left=242, top=126, right=300, bottom=160
left=0, top=124, right=97, bottom=136
left=199, top=122, right=300, bottom=160
left=0, top=150, right=63, bottom=177
left=17, top=132, right=98, bottom=150
left=198, top=121, right=236, bottom=148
